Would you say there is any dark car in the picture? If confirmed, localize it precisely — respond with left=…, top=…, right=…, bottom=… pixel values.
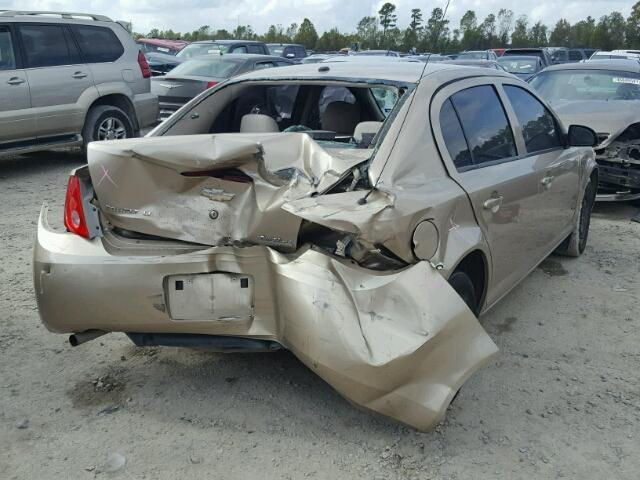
left=267, top=43, right=307, bottom=63
left=176, top=40, right=269, bottom=60
left=152, top=54, right=293, bottom=120
left=497, top=55, right=544, bottom=80
left=550, top=48, right=598, bottom=64
left=146, top=51, right=182, bottom=76
left=503, top=48, right=552, bottom=67
left=136, top=38, right=188, bottom=55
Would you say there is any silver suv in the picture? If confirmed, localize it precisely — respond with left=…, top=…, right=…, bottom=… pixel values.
left=0, top=11, right=158, bottom=155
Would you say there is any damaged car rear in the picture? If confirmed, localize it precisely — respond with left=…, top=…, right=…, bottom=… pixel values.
left=529, top=60, right=640, bottom=201
left=34, top=62, right=598, bottom=430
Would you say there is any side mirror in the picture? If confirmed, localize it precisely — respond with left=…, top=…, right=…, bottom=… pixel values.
left=568, top=125, right=598, bottom=147
left=285, top=53, right=295, bottom=58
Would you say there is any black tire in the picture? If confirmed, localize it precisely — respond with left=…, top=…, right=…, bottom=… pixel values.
left=555, top=176, right=597, bottom=257
left=448, top=270, right=478, bottom=315
left=82, top=105, right=134, bottom=151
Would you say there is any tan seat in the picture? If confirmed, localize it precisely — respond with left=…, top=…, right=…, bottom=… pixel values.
left=240, top=114, right=279, bottom=133
left=321, top=101, right=361, bottom=135
left=353, top=121, right=383, bottom=143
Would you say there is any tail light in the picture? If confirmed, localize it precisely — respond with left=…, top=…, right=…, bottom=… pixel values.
left=138, top=50, right=151, bottom=78
left=206, top=81, right=218, bottom=89
left=64, top=176, right=90, bottom=238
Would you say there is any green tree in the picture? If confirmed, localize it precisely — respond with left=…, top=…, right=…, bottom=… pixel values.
left=529, top=21, right=548, bottom=46
left=420, top=7, right=448, bottom=52
left=497, top=9, right=514, bottom=46
left=459, top=10, right=482, bottom=50
left=316, top=28, right=348, bottom=51
left=549, top=19, right=571, bottom=46
left=294, top=18, right=318, bottom=49
left=378, top=2, right=397, bottom=45
left=593, top=12, right=625, bottom=50
left=626, top=1, right=640, bottom=48
left=410, top=8, right=423, bottom=33
left=356, top=16, right=379, bottom=49
left=481, top=14, right=497, bottom=48
left=511, top=15, right=530, bottom=47
left=569, top=16, right=596, bottom=47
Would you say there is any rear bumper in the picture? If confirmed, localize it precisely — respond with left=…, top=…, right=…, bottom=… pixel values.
left=33, top=204, right=497, bottom=430
left=132, top=92, right=159, bottom=129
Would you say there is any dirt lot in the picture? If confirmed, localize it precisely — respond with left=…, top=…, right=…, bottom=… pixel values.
left=1, top=149, right=639, bottom=480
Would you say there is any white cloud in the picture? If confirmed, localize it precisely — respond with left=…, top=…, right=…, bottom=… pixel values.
left=0, top=0, right=633, bottom=34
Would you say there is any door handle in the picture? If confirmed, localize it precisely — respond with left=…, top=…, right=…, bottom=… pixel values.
left=7, top=77, right=25, bottom=85
left=541, top=175, right=555, bottom=188
left=190, top=113, right=200, bottom=119
left=483, top=194, right=504, bottom=212
left=72, top=71, right=87, bottom=79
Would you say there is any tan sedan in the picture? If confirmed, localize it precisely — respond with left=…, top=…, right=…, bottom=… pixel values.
left=33, top=62, right=598, bottom=430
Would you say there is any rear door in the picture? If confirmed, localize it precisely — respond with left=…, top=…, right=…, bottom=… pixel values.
left=431, top=80, right=549, bottom=306
left=0, top=24, right=35, bottom=145
left=18, top=23, right=95, bottom=138
left=501, top=83, right=580, bottom=246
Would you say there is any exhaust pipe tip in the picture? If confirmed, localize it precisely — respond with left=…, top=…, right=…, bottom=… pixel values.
left=69, top=329, right=108, bottom=346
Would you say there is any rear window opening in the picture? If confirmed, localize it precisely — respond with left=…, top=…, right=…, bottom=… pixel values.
left=158, top=80, right=402, bottom=149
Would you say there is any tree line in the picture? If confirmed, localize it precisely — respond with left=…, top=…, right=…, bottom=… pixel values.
left=141, top=1, right=640, bottom=53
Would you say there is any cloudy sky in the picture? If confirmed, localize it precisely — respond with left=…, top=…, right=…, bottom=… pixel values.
left=1, top=0, right=634, bottom=35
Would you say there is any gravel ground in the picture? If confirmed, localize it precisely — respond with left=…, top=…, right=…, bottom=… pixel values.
left=1, top=149, right=639, bottom=480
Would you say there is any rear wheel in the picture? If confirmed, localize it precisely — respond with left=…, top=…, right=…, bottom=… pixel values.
left=82, top=105, right=134, bottom=151
left=555, top=176, right=597, bottom=257
left=448, top=270, right=478, bottom=315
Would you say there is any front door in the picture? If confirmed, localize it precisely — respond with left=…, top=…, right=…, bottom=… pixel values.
left=18, top=24, right=94, bottom=139
left=501, top=83, right=581, bottom=247
left=0, top=25, right=34, bottom=145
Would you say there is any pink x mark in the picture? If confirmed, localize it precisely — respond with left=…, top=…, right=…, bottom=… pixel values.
left=97, top=165, right=118, bottom=189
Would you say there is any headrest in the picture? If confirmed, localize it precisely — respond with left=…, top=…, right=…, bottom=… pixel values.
left=321, top=101, right=361, bottom=135
left=239, top=114, right=279, bottom=133
left=353, top=121, right=383, bottom=143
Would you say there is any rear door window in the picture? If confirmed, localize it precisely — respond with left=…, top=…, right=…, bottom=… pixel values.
left=504, top=85, right=562, bottom=153
left=0, top=26, right=16, bottom=70
left=294, top=46, right=306, bottom=57
left=440, top=99, right=473, bottom=170
left=247, top=44, right=264, bottom=54
left=19, top=25, right=74, bottom=68
left=230, top=45, right=248, bottom=54
left=71, top=25, right=124, bottom=63
left=450, top=85, right=517, bottom=166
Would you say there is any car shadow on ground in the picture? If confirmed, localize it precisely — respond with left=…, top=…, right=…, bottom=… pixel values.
left=592, top=201, right=639, bottom=221
left=67, top=339, right=419, bottom=437
left=0, top=149, right=85, bottom=180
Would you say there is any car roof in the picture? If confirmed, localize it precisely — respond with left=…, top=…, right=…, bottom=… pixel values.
left=497, top=55, right=541, bottom=61
left=543, top=60, right=640, bottom=73
left=191, top=39, right=265, bottom=45
left=267, top=43, right=304, bottom=47
left=229, top=61, right=513, bottom=84
left=505, top=48, right=546, bottom=52
left=442, top=60, right=496, bottom=66
left=185, top=54, right=288, bottom=62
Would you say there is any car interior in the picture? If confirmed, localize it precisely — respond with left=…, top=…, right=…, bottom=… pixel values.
left=159, top=81, right=401, bottom=148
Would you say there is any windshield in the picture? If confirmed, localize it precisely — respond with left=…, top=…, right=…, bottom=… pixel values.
left=530, top=70, right=640, bottom=101
left=168, top=58, right=243, bottom=77
left=458, top=51, right=487, bottom=60
left=268, top=45, right=284, bottom=55
left=498, top=58, right=538, bottom=74
left=176, top=43, right=228, bottom=59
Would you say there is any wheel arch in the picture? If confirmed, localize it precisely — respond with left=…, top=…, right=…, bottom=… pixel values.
left=86, top=94, right=139, bottom=132
left=449, top=249, right=489, bottom=315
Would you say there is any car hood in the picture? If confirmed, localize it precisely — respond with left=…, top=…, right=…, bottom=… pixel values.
left=549, top=100, right=640, bottom=146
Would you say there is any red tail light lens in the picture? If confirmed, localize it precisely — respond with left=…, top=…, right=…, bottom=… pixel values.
left=64, top=176, right=90, bottom=239
left=137, top=50, right=151, bottom=78
left=206, top=81, right=218, bottom=89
